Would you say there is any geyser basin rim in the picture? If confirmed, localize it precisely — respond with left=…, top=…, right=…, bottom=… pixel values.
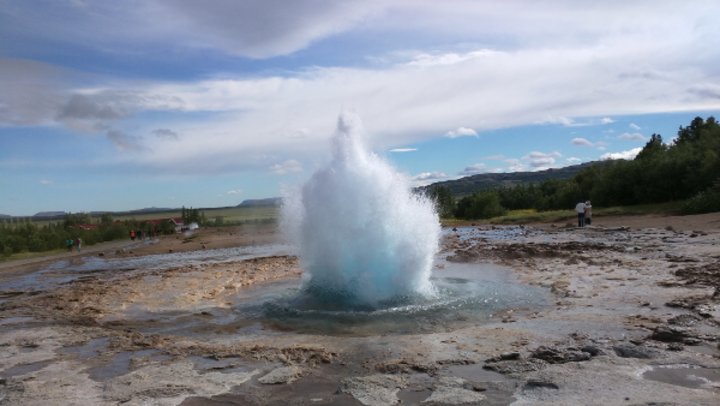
left=233, top=262, right=550, bottom=336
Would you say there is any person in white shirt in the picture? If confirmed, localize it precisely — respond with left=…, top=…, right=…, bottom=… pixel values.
left=584, top=200, right=593, bottom=226
left=575, top=201, right=586, bottom=227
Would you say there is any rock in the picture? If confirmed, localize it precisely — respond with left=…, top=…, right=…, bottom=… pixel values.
left=696, top=304, right=717, bottom=318
left=530, top=346, right=591, bottom=364
left=421, top=377, right=487, bottom=405
left=612, top=344, right=656, bottom=359
left=485, top=352, right=521, bottom=362
left=258, top=366, right=303, bottom=385
left=649, top=326, right=688, bottom=342
left=579, top=345, right=603, bottom=356
left=339, top=374, right=406, bottom=406
left=376, top=359, right=438, bottom=374
left=667, top=314, right=701, bottom=326
left=523, top=380, right=559, bottom=390
left=422, top=386, right=486, bottom=404
left=483, top=359, right=547, bottom=375
left=667, top=343, right=684, bottom=351
left=105, top=360, right=258, bottom=405
left=682, top=337, right=702, bottom=346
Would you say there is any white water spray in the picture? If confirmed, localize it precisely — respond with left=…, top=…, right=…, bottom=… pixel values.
left=283, top=113, right=440, bottom=306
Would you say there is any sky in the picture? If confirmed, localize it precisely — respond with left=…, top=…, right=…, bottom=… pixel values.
left=1, top=0, right=719, bottom=216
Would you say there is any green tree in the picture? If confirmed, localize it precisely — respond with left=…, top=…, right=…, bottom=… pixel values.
left=635, top=134, right=667, bottom=161
left=455, top=191, right=506, bottom=219
left=427, top=186, right=456, bottom=218
left=63, top=212, right=91, bottom=229
left=181, top=206, right=201, bottom=224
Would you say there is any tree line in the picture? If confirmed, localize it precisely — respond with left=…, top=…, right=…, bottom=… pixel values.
left=0, top=204, right=275, bottom=257
left=428, top=116, right=720, bottom=219
left=0, top=213, right=177, bottom=257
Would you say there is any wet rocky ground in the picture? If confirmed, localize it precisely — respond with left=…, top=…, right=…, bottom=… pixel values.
left=1, top=221, right=719, bottom=405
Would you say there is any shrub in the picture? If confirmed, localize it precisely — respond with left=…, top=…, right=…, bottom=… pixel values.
left=455, top=191, right=506, bottom=219
left=682, top=181, right=720, bottom=214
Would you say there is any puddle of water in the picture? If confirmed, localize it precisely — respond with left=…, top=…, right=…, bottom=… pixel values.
left=85, top=349, right=169, bottom=381
left=60, top=337, right=110, bottom=360
left=103, top=258, right=547, bottom=339
left=444, top=226, right=533, bottom=242
left=249, top=261, right=548, bottom=336
left=189, top=356, right=267, bottom=376
left=642, top=364, right=720, bottom=389
left=398, top=388, right=433, bottom=404
left=0, top=316, right=36, bottom=326
left=0, top=360, right=53, bottom=378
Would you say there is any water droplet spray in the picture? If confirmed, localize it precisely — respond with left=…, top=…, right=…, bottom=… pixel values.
left=283, top=113, right=440, bottom=307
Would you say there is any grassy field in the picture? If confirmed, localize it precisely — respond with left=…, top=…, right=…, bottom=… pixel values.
left=441, top=201, right=687, bottom=226
left=199, top=206, right=279, bottom=224
left=5, top=201, right=689, bottom=229
left=2, top=206, right=280, bottom=228
left=112, top=206, right=280, bottom=224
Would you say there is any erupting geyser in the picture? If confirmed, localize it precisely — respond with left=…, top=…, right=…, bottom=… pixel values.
left=283, top=113, right=440, bottom=307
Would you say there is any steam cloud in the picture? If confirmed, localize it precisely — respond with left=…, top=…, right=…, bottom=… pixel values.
left=283, top=113, right=440, bottom=306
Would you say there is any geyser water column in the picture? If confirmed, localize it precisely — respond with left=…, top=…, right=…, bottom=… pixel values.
left=283, top=113, right=440, bottom=307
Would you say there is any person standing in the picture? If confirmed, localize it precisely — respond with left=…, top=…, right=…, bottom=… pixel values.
left=584, top=200, right=593, bottom=226
left=575, top=200, right=586, bottom=227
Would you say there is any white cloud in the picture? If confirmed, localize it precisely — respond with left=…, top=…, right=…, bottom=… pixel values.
left=541, top=115, right=576, bottom=126
left=153, top=128, right=179, bottom=141
left=444, top=127, right=478, bottom=138
left=1, top=1, right=382, bottom=60
left=458, top=163, right=487, bottom=176
left=566, top=157, right=582, bottom=164
left=408, top=49, right=499, bottom=67
left=542, top=116, right=616, bottom=127
left=106, top=129, right=144, bottom=151
left=270, top=159, right=303, bottom=175
left=1, top=1, right=719, bottom=175
left=629, top=123, right=641, bottom=130
left=411, top=171, right=448, bottom=186
left=571, top=137, right=594, bottom=147
left=39, top=179, right=52, bottom=185
left=601, top=147, right=642, bottom=160
left=504, top=158, right=526, bottom=172
left=389, top=148, right=417, bottom=153
left=5, top=1, right=717, bottom=64
left=618, top=132, right=646, bottom=141
left=226, top=189, right=242, bottom=195
left=524, top=151, right=561, bottom=169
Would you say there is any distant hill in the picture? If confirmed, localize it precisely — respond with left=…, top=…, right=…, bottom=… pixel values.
left=33, top=211, right=66, bottom=218
left=425, top=161, right=607, bottom=197
left=0, top=214, right=11, bottom=219
left=237, top=197, right=282, bottom=207
left=125, top=207, right=175, bottom=214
